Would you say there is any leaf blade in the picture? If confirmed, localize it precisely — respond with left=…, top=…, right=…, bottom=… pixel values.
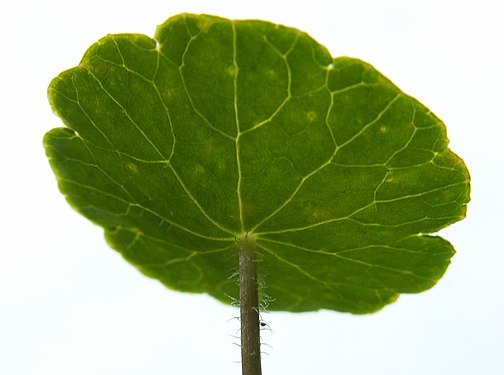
left=45, top=13, right=470, bottom=313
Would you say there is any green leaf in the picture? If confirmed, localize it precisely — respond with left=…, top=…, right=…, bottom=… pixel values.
left=44, top=13, right=470, bottom=313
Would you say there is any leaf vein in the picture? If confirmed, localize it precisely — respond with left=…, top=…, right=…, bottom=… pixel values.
left=57, top=177, right=233, bottom=241
left=231, top=22, right=245, bottom=232
left=166, top=163, right=236, bottom=235
left=81, top=66, right=168, bottom=159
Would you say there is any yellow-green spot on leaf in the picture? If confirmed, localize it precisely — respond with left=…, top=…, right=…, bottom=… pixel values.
left=128, top=162, right=138, bottom=173
left=227, top=66, right=237, bottom=76
left=44, top=13, right=470, bottom=314
left=307, top=111, right=317, bottom=122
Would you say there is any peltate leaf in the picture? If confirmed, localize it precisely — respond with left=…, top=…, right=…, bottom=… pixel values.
left=44, top=13, right=470, bottom=313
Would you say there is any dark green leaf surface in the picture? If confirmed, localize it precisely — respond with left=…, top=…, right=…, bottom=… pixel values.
left=44, top=13, right=470, bottom=313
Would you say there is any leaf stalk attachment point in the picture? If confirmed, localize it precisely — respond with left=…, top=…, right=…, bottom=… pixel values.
left=238, top=234, right=262, bottom=375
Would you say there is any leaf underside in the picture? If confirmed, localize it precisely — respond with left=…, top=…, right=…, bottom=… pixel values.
left=44, top=13, right=470, bottom=313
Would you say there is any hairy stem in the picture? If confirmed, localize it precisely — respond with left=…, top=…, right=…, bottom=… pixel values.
left=239, top=235, right=262, bottom=375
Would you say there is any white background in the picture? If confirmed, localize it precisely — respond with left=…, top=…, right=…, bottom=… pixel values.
left=1, top=0, right=503, bottom=374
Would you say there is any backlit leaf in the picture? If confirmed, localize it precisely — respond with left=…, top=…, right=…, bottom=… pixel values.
left=44, top=13, right=470, bottom=313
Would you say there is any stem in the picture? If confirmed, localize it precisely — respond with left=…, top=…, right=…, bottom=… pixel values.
left=239, top=235, right=262, bottom=375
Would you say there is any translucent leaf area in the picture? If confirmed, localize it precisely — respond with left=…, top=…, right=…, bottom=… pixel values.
left=44, top=13, right=470, bottom=313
